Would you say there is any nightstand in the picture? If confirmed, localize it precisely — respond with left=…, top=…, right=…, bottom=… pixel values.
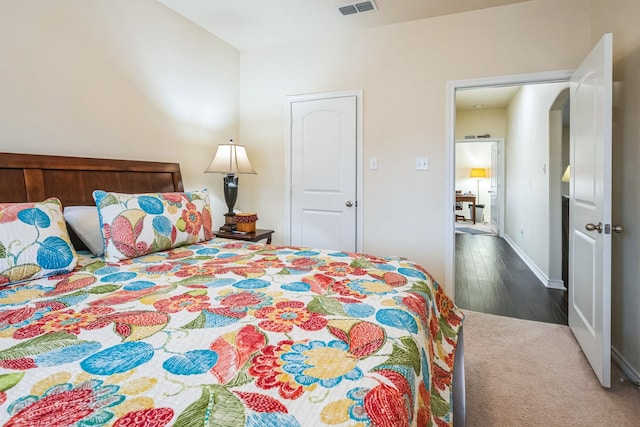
left=214, top=228, right=274, bottom=244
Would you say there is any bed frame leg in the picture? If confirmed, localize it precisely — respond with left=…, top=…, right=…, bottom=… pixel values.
left=453, top=326, right=466, bottom=427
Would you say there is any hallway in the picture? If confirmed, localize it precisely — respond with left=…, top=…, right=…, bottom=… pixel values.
left=455, top=234, right=568, bottom=325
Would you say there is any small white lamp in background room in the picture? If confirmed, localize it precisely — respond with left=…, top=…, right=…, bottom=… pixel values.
left=469, top=167, right=488, bottom=203
left=205, top=139, right=256, bottom=231
left=561, top=165, right=571, bottom=182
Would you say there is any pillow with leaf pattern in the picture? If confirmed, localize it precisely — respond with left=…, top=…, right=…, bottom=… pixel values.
left=93, top=190, right=214, bottom=262
left=0, top=198, right=78, bottom=286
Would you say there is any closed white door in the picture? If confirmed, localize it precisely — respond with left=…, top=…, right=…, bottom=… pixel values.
left=569, top=33, right=613, bottom=388
left=290, top=95, right=357, bottom=251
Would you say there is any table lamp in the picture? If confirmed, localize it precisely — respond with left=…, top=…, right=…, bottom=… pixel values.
left=205, top=139, right=256, bottom=231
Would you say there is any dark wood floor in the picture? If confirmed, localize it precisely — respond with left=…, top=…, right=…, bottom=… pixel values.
left=455, top=233, right=568, bottom=325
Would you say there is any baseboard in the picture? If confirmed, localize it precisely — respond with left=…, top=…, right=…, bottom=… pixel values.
left=547, top=278, right=567, bottom=290
left=612, top=346, right=640, bottom=384
left=502, top=234, right=566, bottom=290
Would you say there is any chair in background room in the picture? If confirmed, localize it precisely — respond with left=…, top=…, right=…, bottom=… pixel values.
left=455, top=190, right=466, bottom=221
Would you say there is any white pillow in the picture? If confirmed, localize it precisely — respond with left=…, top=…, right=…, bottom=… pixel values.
left=64, top=206, right=104, bottom=256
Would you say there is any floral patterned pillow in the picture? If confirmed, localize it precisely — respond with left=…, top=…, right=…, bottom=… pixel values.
left=93, top=190, right=214, bottom=261
left=0, top=198, right=78, bottom=286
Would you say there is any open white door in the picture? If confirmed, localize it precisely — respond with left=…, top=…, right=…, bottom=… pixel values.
left=568, top=33, right=613, bottom=388
left=489, top=141, right=499, bottom=235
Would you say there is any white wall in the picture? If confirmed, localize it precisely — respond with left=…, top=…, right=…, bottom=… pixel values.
left=455, top=108, right=507, bottom=140
left=0, top=0, right=240, bottom=223
left=239, top=0, right=592, bottom=285
left=504, top=83, right=568, bottom=279
left=456, top=85, right=567, bottom=285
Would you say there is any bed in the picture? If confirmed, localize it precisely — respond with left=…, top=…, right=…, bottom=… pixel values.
left=0, top=153, right=465, bottom=426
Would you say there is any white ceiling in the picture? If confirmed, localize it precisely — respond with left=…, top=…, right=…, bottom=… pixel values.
left=158, top=0, right=531, bottom=50
left=456, top=86, right=521, bottom=110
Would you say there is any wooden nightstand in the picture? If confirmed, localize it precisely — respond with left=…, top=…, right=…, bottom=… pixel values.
left=215, top=228, right=274, bottom=244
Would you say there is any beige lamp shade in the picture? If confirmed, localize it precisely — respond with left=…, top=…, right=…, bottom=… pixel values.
left=205, top=139, right=256, bottom=175
left=561, top=165, right=571, bottom=182
left=469, top=168, right=488, bottom=179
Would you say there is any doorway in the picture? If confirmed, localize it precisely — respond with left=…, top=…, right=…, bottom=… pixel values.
left=448, top=35, right=615, bottom=389
left=446, top=72, right=572, bottom=322
left=454, top=137, right=503, bottom=237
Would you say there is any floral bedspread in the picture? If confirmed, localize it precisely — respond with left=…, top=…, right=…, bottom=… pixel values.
left=0, top=239, right=463, bottom=427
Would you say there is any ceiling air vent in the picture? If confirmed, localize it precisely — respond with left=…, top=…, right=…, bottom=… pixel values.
left=338, top=1, right=377, bottom=16
left=355, top=1, right=375, bottom=12
left=339, top=5, right=358, bottom=15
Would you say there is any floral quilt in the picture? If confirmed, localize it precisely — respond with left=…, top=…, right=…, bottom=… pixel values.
left=0, top=239, right=463, bottom=427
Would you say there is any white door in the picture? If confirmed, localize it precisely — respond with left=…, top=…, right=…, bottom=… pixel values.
left=569, top=33, right=613, bottom=388
left=290, top=95, right=357, bottom=251
left=489, top=141, right=499, bottom=235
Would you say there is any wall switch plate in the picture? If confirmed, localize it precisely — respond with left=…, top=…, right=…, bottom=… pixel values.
left=415, top=157, right=429, bottom=170
left=370, top=157, right=378, bottom=170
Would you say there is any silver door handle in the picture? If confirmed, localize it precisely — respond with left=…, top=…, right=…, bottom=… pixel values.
left=612, top=225, right=624, bottom=233
left=346, top=201, right=353, bottom=207
left=585, top=222, right=602, bottom=233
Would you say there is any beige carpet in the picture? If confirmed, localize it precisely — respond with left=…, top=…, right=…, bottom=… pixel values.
left=462, top=310, right=639, bottom=426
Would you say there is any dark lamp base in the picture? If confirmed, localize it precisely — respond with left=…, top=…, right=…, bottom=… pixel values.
left=220, top=212, right=237, bottom=232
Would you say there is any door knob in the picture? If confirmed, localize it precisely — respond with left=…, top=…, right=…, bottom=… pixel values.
left=346, top=201, right=353, bottom=207
left=585, top=222, right=602, bottom=233
left=612, top=225, right=624, bottom=233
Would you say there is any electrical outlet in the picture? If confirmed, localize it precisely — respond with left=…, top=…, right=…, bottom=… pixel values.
left=415, top=157, right=429, bottom=171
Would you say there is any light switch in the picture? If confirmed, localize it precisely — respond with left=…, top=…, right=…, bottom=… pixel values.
left=415, top=157, right=429, bottom=171
left=370, top=157, right=378, bottom=170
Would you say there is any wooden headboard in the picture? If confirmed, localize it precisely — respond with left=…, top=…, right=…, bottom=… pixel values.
left=0, top=152, right=184, bottom=205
